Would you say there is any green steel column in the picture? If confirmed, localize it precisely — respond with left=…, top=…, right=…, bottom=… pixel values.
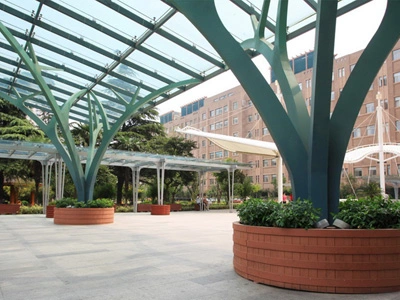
left=165, top=0, right=310, bottom=201
left=308, top=0, right=337, bottom=218
left=328, top=0, right=400, bottom=218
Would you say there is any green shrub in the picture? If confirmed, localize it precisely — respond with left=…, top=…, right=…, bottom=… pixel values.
left=333, top=197, right=400, bottom=229
left=55, top=198, right=78, bottom=208
left=55, top=198, right=114, bottom=208
left=115, top=205, right=133, bottom=213
left=274, top=200, right=321, bottom=229
left=237, top=198, right=280, bottom=226
left=21, top=200, right=29, bottom=206
left=86, top=198, right=114, bottom=208
left=20, top=205, right=43, bottom=214
left=237, top=198, right=320, bottom=229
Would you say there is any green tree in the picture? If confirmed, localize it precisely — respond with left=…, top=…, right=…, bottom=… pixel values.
left=0, top=100, right=44, bottom=203
left=213, top=159, right=246, bottom=202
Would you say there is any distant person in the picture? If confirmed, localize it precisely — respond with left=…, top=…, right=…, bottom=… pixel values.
left=282, top=193, right=287, bottom=203
left=203, top=197, right=211, bottom=211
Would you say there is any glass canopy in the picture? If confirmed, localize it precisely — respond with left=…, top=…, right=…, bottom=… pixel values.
left=0, top=0, right=369, bottom=124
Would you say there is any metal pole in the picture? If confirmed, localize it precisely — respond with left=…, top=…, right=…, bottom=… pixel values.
left=132, top=167, right=136, bottom=212
left=277, top=156, right=283, bottom=202
left=376, top=92, right=386, bottom=195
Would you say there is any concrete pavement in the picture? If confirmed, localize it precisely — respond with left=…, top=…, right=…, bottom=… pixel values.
left=0, top=211, right=399, bottom=300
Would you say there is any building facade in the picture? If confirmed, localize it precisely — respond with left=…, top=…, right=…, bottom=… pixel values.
left=160, top=40, right=400, bottom=194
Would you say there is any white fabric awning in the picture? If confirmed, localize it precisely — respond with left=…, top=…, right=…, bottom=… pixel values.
left=176, top=127, right=279, bottom=158
left=344, top=143, right=400, bottom=163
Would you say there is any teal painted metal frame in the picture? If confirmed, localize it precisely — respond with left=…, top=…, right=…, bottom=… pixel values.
left=165, top=0, right=400, bottom=219
left=0, top=22, right=200, bottom=203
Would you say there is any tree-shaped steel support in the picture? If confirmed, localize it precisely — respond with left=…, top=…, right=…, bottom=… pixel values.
left=0, top=22, right=200, bottom=203
left=165, top=0, right=400, bottom=219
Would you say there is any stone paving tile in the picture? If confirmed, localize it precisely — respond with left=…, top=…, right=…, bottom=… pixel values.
left=0, top=212, right=399, bottom=300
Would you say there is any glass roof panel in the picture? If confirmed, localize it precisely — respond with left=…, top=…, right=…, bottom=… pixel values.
left=0, top=0, right=370, bottom=127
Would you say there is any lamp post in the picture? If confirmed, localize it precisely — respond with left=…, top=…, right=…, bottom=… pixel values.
left=376, top=91, right=386, bottom=196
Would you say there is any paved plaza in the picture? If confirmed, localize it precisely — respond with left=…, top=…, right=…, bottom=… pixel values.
left=0, top=211, right=399, bottom=300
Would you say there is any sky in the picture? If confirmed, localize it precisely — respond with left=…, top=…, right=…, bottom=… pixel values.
left=156, top=0, right=387, bottom=116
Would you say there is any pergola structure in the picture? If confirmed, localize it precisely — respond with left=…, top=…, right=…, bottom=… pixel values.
left=1, top=1, right=399, bottom=219
left=0, top=139, right=250, bottom=211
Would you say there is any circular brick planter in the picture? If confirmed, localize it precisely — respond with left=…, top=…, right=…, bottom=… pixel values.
left=46, top=205, right=55, bottom=218
left=233, top=222, right=400, bottom=293
left=54, top=207, right=114, bottom=225
left=151, top=204, right=170, bottom=215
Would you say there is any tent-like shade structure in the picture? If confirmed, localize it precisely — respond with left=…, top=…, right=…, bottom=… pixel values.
left=176, top=126, right=284, bottom=201
left=344, top=143, right=400, bottom=164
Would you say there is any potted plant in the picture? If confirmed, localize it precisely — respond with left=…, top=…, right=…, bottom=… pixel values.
left=54, top=198, right=115, bottom=225
left=45, top=200, right=57, bottom=218
left=233, top=198, right=400, bottom=294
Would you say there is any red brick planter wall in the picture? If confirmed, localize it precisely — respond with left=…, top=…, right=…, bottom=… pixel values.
left=46, top=205, right=55, bottom=218
left=151, top=204, right=170, bottom=215
left=170, top=203, right=182, bottom=211
left=0, top=204, right=20, bottom=214
left=54, top=208, right=114, bottom=225
left=137, top=204, right=152, bottom=212
left=233, top=222, right=400, bottom=294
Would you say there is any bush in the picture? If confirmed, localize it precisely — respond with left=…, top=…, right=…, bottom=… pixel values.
left=55, top=198, right=114, bottom=208
left=115, top=205, right=132, bottom=213
left=237, top=198, right=280, bottom=226
left=86, top=198, right=114, bottom=208
left=333, top=197, right=400, bottom=229
left=275, top=200, right=321, bottom=229
left=20, top=205, right=43, bottom=214
left=55, top=198, right=78, bottom=208
left=237, top=198, right=320, bottom=229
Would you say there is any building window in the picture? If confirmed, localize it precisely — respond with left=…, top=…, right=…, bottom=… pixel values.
left=366, top=103, right=375, bottom=113
left=215, top=151, right=223, bottom=158
left=255, top=160, right=260, bottom=168
left=386, top=164, right=391, bottom=176
left=272, top=174, right=277, bottom=181
left=215, top=121, right=223, bottom=129
left=369, top=166, right=377, bottom=176
left=248, top=100, right=253, bottom=106
left=380, top=99, right=388, bottom=109
left=248, top=115, right=253, bottom=122
left=395, top=97, right=400, bottom=107
left=271, top=158, right=277, bottom=166
left=263, top=159, right=269, bottom=167
left=331, top=91, right=335, bottom=101
left=233, top=132, right=239, bottom=137
left=209, top=152, right=214, bottom=159
left=255, top=175, right=259, bottom=183
left=210, top=124, right=215, bottom=131
left=393, top=49, right=400, bottom=61
left=332, top=71, right=334, bottom=81
left=369, top=83, right=374, bottom=90
left=396, top=120, right=400, bottom=131
left=202, top=113, right=206, bottom=120
left=254, top=128, right=259, bottom=137
left=350, top=64, right=355, bottom=72
left=201, top=140, right=206, bottom=147
left=223, top=105, right=228, bottom=113
left=306, top=79, right=311, bottom=88
left=298, top=83, right=302, bottom=90
left=394, top=72, right=400, bottom=84
left=233, top=117, right=238, bottom=125
left=224, top=150, right=229, bottom=157
left=366, top=125, right=375, bottom=136
left=233, top=102, right=238, bottom=110
left=338, top=67, right=345, bottom=78
left=201, top=154, right=206, bottom=159
left=379, top=76, right=387, bottom=87
left=262, top=127, right=269, bottom=135
left=353, top=128, right=361, bottom=138
left=354, top=168, right=362, bottom=177
left=224, top=119, right=228, bottom=127
left=263, top=175, right=269, bottom=183
left=210, top=110, right=215, bottom=117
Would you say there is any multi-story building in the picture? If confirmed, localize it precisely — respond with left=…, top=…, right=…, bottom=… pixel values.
left=160, top=40, right=400, bottom=193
